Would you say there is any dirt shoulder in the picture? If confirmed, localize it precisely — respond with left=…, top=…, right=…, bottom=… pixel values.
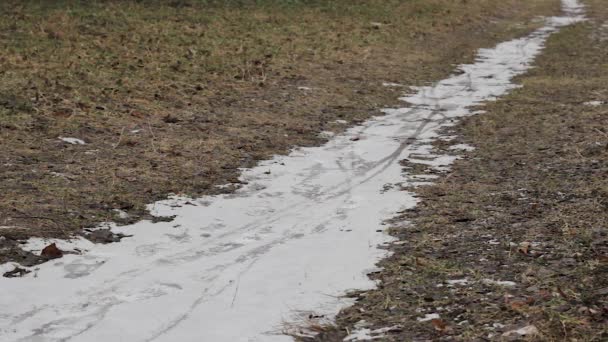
left=0, top=0, right=559, bottom=265
left=311, top=1, right=608, bottom=341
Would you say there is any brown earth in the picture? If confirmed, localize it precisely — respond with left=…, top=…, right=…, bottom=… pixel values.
left=309, top=0, right=608, bottom=340
left=0, top=0, right=560, bottom=266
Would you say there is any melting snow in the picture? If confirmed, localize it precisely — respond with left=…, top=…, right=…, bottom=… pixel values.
left=0, top=1, right=584, bottom=341
left=449, top=143, right=476, bottom=152
left=113, top=209, right=131, bottom=219
left=382, top=82, right=404, bottom=87
left=344, top=325, right=401, bottom=341
left=417, top=313, right=441, bottom=322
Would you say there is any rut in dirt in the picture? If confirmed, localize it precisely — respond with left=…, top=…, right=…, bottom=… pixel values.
left=0, top=1, right=584, bottom=341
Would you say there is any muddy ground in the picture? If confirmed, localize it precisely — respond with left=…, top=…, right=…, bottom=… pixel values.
left=309, top=1, right=608, bottom=340
left=0, top=0, right=559, bottom=265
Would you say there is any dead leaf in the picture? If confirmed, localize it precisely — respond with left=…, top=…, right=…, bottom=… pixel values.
left=415, top=257, right=429, bottom=266
left=41, top=243, right=63, bottom=259
left=509, top=300, right=528, bottom=311
left=518, top=241, right=531, bottom=255
left=502, top=325, right=539, bottom=337
left=431, top=318, right=449, bottom=332
left=131, top=111, right=148, bottom=119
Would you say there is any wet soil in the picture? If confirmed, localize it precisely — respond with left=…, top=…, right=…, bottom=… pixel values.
left=0, top=0, right=559, bottom=266
left=311, top=3, right=608, bottom=341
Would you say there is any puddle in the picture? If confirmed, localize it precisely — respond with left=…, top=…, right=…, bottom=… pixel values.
left=0, top=1, right=584, bottom=341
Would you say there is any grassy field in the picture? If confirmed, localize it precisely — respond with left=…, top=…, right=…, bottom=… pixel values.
left=314, top=0, right=608, bottom=340
left=0, top=0, right=559, bottom=264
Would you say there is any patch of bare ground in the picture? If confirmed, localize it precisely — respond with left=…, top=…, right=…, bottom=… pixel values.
left=0, top=0, right=559, bottom=266
left=308, top=2, right=608, bottom=341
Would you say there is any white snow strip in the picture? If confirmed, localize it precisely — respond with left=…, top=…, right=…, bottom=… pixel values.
left=0, top=2, right=584, bottom=341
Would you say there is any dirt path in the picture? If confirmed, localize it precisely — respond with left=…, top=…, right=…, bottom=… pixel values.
left=314, top=0, right=608, bottom=340
left=0, top=1, right=586, bottom=341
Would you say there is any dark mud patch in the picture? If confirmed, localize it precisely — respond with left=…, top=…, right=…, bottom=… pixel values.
left=0, top=237, right=45, bottom=269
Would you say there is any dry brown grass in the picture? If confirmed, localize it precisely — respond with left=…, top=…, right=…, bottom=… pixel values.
left=0, top=0, right=559, bottom=258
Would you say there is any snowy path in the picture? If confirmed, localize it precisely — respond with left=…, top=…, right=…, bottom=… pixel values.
left=0, top=1, right=583, bottom=341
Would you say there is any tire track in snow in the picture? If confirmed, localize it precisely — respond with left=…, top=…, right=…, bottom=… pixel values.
left=0, top=1, right=584, bottom=341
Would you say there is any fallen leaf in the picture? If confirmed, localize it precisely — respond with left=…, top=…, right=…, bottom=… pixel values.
left=518, top=241, right=531, bottom=255
left=502, top=325, right=539, bottom=337
left=41, top=243, right=63, bottom=259
left=509, top=301, right=528, bottom=311
left=431, top=318, right=448, bottom=332
left=415, top=257, right=429, bottom=266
